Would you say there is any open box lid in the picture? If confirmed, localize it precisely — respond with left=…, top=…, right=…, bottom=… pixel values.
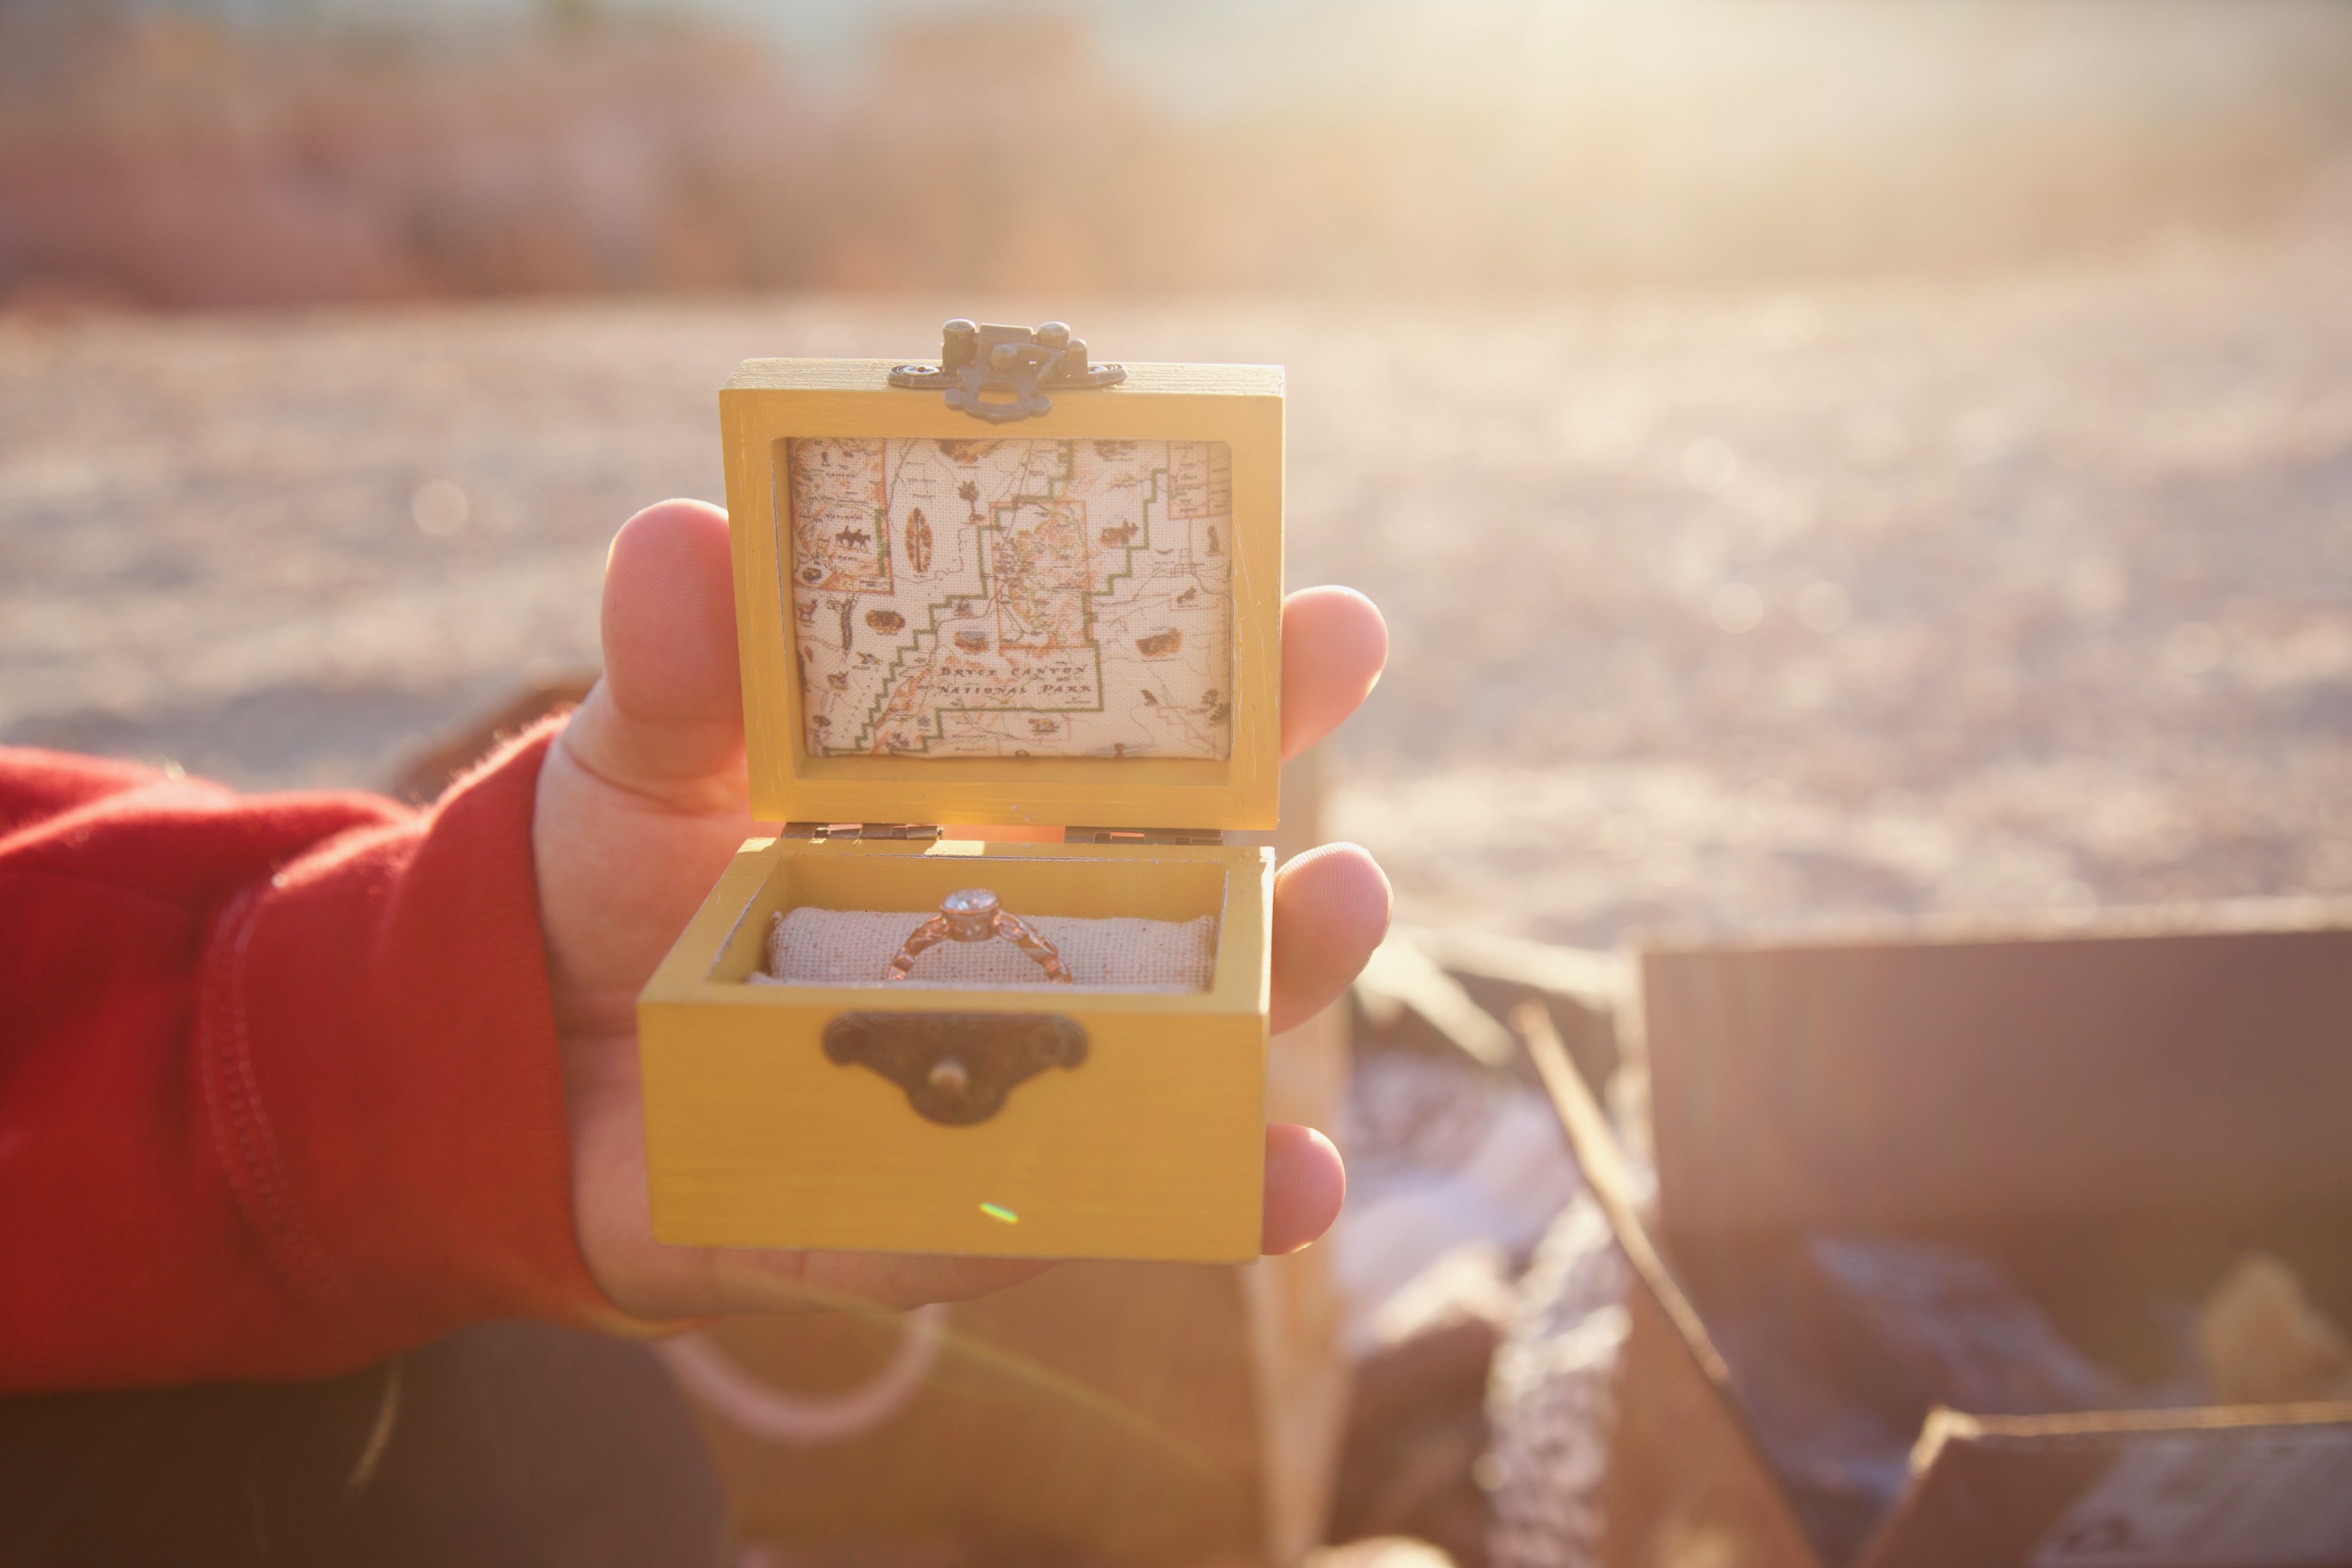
left=717, top=344, right=1284, bottom=832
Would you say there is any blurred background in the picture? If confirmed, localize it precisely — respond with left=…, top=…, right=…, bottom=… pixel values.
left=3, top=0, right=2350, bottom=940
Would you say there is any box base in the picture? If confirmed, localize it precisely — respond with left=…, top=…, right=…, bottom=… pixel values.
left=637, top=836, right=1274, bottom=1263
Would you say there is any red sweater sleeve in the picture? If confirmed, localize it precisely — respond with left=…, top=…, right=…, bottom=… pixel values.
left=0, top=726, right=622, bottom=1393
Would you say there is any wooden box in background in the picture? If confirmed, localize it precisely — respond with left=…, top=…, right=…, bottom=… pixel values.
left=1529, top=914, right=2352, bottom=1568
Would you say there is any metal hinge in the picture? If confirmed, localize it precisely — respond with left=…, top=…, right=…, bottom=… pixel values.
left=888, top=320, right=1124, bottom=425
left=1065, top=826, right=1227, bottom=846
left=784, top=823, right=1224, bottom=846
left=781, top=823, right=943, bottom=842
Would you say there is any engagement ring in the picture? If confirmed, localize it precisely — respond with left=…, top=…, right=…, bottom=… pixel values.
left=885, top=888, right=1073, bottom=984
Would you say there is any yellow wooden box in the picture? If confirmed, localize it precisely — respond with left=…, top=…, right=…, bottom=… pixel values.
left=638, top=348, right=1283, bottom=1264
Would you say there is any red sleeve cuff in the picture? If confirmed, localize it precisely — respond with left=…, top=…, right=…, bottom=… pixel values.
left=194, top=720, right=627, bottom=1369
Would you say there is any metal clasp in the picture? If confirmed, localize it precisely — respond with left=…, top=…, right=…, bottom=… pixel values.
left=823, top=1012, right=1088, bottom=1126
left=889, top=320, right=1125, bottom=425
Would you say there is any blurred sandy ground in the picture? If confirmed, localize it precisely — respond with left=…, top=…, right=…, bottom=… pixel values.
left=6, top=215, right=2349, bottom=947
left=8, top=3, right=2352, bottom=303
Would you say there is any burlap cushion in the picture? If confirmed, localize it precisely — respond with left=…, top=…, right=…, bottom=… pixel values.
left=748, top=906, right=1218, bottom=992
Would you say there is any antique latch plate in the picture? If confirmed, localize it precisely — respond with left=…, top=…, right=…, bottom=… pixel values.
left=889, top=320, right=1125, bottom=424
left=822, top=1011, right=1088, bottom=1126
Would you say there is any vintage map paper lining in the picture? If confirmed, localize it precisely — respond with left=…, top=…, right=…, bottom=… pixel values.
left=784, top=437, right=1234, bottom=759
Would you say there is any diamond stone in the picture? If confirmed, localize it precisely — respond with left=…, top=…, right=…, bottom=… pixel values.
left=940, top=886, right=1001, bottom=940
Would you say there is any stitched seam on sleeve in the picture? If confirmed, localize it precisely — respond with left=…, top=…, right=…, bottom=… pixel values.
left=199, top=884, right=368, bottom=1320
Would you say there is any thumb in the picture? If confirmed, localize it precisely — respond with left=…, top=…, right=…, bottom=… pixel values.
left=565, top=499, right=747, bottom=812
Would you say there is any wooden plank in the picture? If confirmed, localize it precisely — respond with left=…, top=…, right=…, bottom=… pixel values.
left=1407, top=924, right=1626, bottom=1093
left=699, top=1261, right=1269, bottom=1565
left=1857, top=1403, right=2352, bottom=1568
left=1519, top=1006, right=1822, bottom=1568
left=1249, top=1002, right=1351, bottom=1565
left=1642, top=925, right=2352, bottom=1235
left=1599, top=1286, right=1825, bottom=1568
left=1246, top=745, right=1351, bottom=1565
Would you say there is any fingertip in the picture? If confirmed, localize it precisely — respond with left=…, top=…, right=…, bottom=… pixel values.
left=1262, top=1124, right=1346, bottom=1254
left=1275, top=840, right=1393, bottom=946
left=1270, top=842, right=1392, bottom=1032
left=602, top=499, right=739, bottom=726
left=606, top=498, right=731, bottom=579
left=1281, top=586, right=1388, bottom=760
left=1286, top=585, right=1388, bottom=669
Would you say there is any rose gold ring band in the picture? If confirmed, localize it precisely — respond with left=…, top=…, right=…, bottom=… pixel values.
left=885, top=897, right=1073, bottom=984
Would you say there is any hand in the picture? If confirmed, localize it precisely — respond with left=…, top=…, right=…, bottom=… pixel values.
left=534, top=500, right=1392, bottom=1320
